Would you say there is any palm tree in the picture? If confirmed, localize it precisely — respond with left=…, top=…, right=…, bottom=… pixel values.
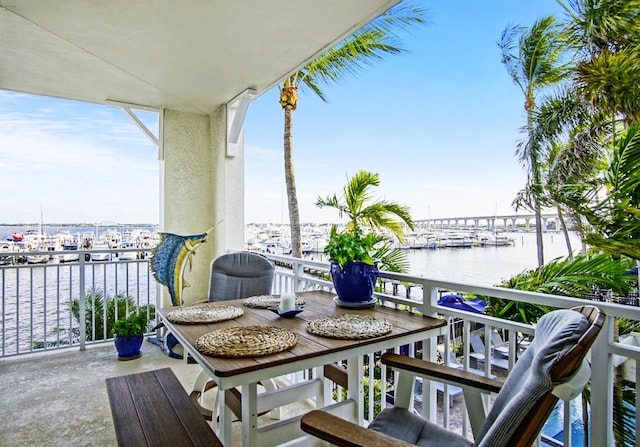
left=483, top=252, right=633, bottom=323
left=499, top=5, right=640, bottom=444
left=278, top=2, right=427, bottom=258
left=558, top=0, right=640, bottom=126
left=498, top=16, right=567, bottom=266
left=559, top=124, right=640, bottom=260
left=316, top=170, right=414, bottom=239
left=316, top=170, right=415, bottom=272
left=528, top=86, right=613, bottom=256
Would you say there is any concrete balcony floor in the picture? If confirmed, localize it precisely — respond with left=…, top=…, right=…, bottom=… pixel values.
left=0, top=342, right=313, bottom=446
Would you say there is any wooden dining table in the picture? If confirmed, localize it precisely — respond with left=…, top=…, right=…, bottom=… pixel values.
left=158, top=290, right=446, bottom=447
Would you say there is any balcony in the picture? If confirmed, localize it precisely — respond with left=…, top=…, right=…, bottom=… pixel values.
left=0, top=249, right=637, bottom=446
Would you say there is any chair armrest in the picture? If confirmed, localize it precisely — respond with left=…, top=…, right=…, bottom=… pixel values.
left=301, top=410, right=416, bottom=447
left=381, top=352, right=502, bottom=394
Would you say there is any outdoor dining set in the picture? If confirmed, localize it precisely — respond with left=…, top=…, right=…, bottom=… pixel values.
left=106, top=252, right=605, bottom=447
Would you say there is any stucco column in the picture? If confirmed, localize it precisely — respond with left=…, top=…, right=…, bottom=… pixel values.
left=160, top=107, right=244, bottom=305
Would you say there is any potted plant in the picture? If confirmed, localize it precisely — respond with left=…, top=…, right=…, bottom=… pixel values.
left=113, top=312, right=149, bottom=360
left=317, top=170, right=415, bottom=307
left=324, top=227, right=381, bottom=306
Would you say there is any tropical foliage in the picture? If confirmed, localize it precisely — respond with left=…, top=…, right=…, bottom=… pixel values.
left=70, top=289, right=154, bottom=341
left=557, top=125, right=640, bottom=260
left=317, top=170, right=414, bottom=272
left=498, top=16, right=567, bottom=266
left=279, top=2, right=427, bottom=257
left=484, top=253, right=635, bottom=323
left=112, top=312, right=151, bottom=337
left=323, top=228, right=378, bottom=268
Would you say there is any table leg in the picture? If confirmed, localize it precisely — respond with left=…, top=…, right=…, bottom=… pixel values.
left=347, top=356, right=364, bottom=425
left=242, top=382, right=258, bottom=447
left=218, top=388, right=233, bottom=446
left=314, top=366, right=327, bottom=409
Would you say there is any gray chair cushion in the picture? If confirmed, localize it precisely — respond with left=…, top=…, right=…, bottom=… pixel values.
left=369, top=408, right=472, bottom=447
left=207, top=252, right=274, bottom=301
left=367, top=309, right=590, bottom=447
left=474, top=309, right=590, bottom=446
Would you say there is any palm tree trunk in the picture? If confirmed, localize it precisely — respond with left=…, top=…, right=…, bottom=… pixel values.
left=534, top=203, right=544, bottom=266
left=526, top=104, right=544, bottom=267
left=557, top=206, right=573, bottom=260
left=283, top=104, right=302, bottom=258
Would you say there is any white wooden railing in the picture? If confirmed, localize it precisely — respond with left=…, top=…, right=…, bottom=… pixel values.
left=0, top=247, right=156, bottom=356
left=261, top=252, right=639, bottom=447
left=1, top=249, right=637, bottom=446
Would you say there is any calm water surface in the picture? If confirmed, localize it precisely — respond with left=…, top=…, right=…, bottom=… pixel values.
left=405, top=231, right=582, bottom=286
left=1, top=225, right=581, bottom=288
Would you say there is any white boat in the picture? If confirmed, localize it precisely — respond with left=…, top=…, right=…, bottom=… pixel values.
left=26, top=253, right=48, bottom=264
left=301, top=239, right=313, bottom=254
left=90, top=241, right=111, bottom=261
left=0, top=242, right=14, bottom=265
left=423, top=235, right=439, bottom=249
left=258, top=240, right=290, bottom=256
left=310, top=237, right=328, bottom=253
left=444, top=233, right=474, bottom=248
left=478, top=232, right=514, bottom=246
left=60, top=242, right=80, bottom=262
left=102, top=229, right=122, bottom=249
left=56, top=232, right=80, bottom=262
left=118, top=240, right=139, bottom=260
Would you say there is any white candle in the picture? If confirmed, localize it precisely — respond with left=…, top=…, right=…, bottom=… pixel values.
left=280, top=292, right=296, bottom=312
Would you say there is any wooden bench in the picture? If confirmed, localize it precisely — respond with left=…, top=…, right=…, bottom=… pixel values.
left=106, top=367, right=222, bottom=447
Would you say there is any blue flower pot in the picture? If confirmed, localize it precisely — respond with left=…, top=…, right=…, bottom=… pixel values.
left=330, top=260, right=379, bottom=303
left=114, top=335, right=144, bottom=360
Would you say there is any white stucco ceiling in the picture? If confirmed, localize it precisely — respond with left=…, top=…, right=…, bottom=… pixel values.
left=0, top=0, right=398, bottom=114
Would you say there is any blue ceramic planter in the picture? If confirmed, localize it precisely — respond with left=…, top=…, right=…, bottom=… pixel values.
left=114, top=335, right=144, bottom=360
left=330, top=260, right=379, bottom=303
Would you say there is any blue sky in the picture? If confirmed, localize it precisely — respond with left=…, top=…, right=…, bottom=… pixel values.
left=1, top=1, right=567, bottom=225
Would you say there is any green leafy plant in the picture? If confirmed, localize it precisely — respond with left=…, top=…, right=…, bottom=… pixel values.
left=332, top=376, right=384, bottom=420
left=323, top=227, right=379, bottom=268
left=113, top=312, right=150, bottom=337
left=70, top=289, right=154, bottom=340
left=479, top=252, right=634, bottom=324
left=317, top=170, right=414, bottom=272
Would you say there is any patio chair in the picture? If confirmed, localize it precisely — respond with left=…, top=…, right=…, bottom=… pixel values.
left=439, top=346, right=496, bottom=381
left=301, top=305, right=604, bottom=447
left=190, top=251, right=276, bottom=420
left=490, top=330, right=510, bottom=358
left=469, top=333, right=509, bottom=371
left=207, top=251, right=274, bottom=302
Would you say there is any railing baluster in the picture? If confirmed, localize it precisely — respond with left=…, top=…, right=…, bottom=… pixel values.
left=29, top=267, right=34, bottom=351
left=2, top=250, right=639, bottom=445
left=2, top=268, right=5, bottom=356
left=78, top=255, right=86, bottom=350
left=16, top=268, right=20, bottom=354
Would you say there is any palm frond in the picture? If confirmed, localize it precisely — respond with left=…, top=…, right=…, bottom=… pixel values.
left=372, top=243, right=410, bottom=273
left=496, top=252, right=634, bottom=297
left=293, top=1, right=428, bottom=100
left=497, top=24, right=528, bottom=94
left=575, top=48, right=640, bottom=122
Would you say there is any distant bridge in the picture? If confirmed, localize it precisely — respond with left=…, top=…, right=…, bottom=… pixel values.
left=414, top=213, right=561, bottom=232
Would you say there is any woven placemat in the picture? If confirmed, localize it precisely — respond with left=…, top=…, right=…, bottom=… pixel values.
left=166, top=303, right=244, bottom=324
left=195, top=326, right=298, bottom=357
left=243, top=294, right=306, bottom=308
left=307, top=314, right=393, bottom=340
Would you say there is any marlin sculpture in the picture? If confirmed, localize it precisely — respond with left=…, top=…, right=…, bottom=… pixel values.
left=148, top=227, right=214, bottom=358
left=150, top=227, right=213, bottom=306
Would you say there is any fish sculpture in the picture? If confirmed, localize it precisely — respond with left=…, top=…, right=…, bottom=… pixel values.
left=150, top=228, right=213, bottom=306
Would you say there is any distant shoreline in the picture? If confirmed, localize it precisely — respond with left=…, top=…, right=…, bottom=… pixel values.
left=0, top=223, right=158, bottom=227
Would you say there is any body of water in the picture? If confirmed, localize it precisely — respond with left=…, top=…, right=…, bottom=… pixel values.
left=2, top=225, right=581, bottom=287
left=405, top=231, right=583, bottom=286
